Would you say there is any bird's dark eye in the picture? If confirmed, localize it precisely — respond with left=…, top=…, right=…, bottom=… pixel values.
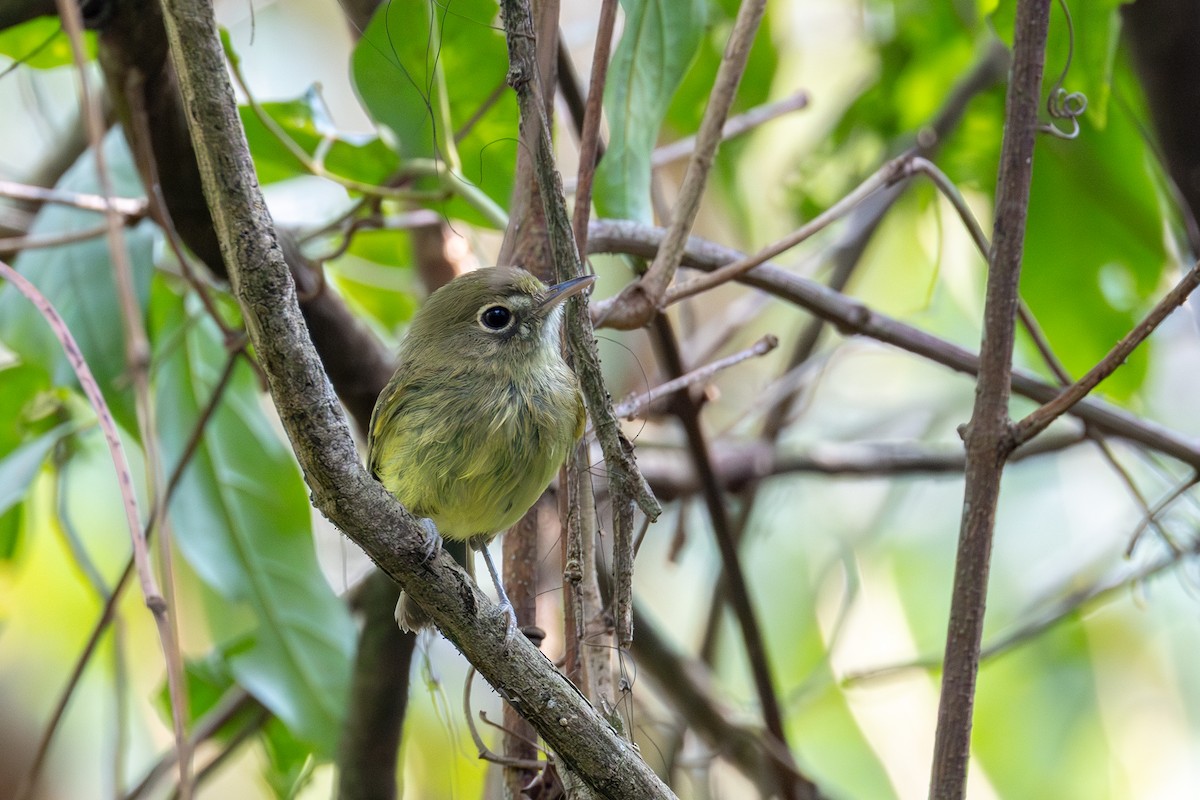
left=480, top=305, right=513, bottom=331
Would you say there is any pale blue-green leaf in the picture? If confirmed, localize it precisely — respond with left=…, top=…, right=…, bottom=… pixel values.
left=595, top=0, right=707, bottom=222
left=0, top=129, right=154, bottom=435
left=150, top=277, right=354, bottom=756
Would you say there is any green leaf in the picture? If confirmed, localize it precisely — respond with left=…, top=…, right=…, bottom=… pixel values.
left=0, top=420, right=75, bottom=520
left=595, top=0, right=707, bottom=222
left=1019, top=106, right=1168, bottom=399
left=157, top=654, right=262, bottom=743
left=0, top=17, right=96, bottom=69
left=351, top=0, right=516, bottom=227
left=149, top=277, right=354, bottom=757
left=0, top=129, right=155, bottom=435
left=240, top=90, right=401, bottom=187
left=0, top=363, right=53, bottom=452
left=260, top=716, right=318, bottom=800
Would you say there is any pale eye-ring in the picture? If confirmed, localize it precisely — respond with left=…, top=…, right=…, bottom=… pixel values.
left=479, top=304, right=514, bottom=331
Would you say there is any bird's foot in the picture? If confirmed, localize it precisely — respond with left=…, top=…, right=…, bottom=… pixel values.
left=419, top=519, right=443, bottom=564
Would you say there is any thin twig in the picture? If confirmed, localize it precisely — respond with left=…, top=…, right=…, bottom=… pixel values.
left=613, top=334, right=779, bottom=419
left=844, top=537, right=1200, bottom=687
left=587, top=219, right=1200, bottom=469
left=1012, top=255, right=1200, bottom=446
left=124, top=689, right=259, bottom=800
left=569, top=0, right=617, bottom=261
left=634, top=432, right=1086, bottom=499
left=14, top=349, right=243, bottom=800
left=905, top=156, right=1173, bottom=545
left=462, top=668, right=547, bottom=770
left=1125, top=472, right=1199, bottom=556
left=56, top=3, right=193, bottom=791
left=649, top=317, right=816, bottom=800
left=661, top=157, right=906, bottom=308
left=3, top=257, right=160, bottom=800
left=0, top=179, right=148, bottom=217
left=0, top=223, right=111, bottom=251
left=652, top=90, right=811, bottom=168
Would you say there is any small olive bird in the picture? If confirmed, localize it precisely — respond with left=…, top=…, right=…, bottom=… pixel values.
left=367, top=266, right=593, bottom=634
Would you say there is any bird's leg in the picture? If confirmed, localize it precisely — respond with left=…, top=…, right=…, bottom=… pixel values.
left=478, top=542, right=517, bottom=641
left=419, top=518, right=443, bottom=563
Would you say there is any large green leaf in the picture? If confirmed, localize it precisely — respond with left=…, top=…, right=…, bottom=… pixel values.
left=1019, top=106, right=1168, bottom=399
left=350, top=0, right=516, bottom=227
left=0, top=129, right=155, bottom=435
left=240, top=90, right=401, bottom=187
left=594, top=0, right=707, bottom=222
left=149, top=277, right=354, bottom=756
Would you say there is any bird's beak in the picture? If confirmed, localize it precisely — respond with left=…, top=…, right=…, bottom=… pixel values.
left=537, top=274, right=596, bottom=311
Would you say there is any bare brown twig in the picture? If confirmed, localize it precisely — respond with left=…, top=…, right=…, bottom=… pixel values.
left=649, top=317, right=816, bottom=800
left=569, top=0, right=617, bottom=261
left=651, top=90, right=811, bottom=168
left=613, top=334, right=779, bottom=419
left=0, top=179, right=148, bottom=217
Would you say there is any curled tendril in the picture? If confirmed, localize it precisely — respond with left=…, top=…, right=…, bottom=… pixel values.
left=1038, top=0, right=1088, bottom=140
left=1043, top=86, right=1088, bottom=139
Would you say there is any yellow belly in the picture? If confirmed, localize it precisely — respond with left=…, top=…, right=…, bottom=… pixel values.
left=369, top=368, right=583, bottom=541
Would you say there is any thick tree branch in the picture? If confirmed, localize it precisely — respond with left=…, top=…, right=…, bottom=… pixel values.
left=155, top=1, right=671, bottom=796
left=930, top=2, right=1052, bottom=797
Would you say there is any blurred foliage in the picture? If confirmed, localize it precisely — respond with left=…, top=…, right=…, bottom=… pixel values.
left=0, top=16, right=94, bottom=67
left=0, top=0, right=1198, bottom=798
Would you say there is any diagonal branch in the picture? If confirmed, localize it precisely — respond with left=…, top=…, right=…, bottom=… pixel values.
left=154, top=0, right=672, bottom=796
left=1011, top=256, right=1200, bottom=445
